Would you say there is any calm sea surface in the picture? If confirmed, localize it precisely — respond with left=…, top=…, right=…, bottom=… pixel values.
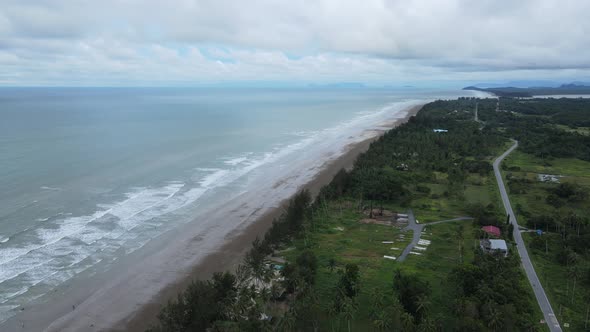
left=0, top=87, right=483, bottom=321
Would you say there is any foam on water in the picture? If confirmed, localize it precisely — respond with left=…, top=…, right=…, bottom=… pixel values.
left=223, top=156, right=250, bottom=166
left=0, top=183, right=187, bottom=304
left=0, top=157, right=287, bottom=310
left=0, top=90, right=478, bottom=324
left=1, top=99, right=408, bottom=288
left=40, top=186, right=61, bottom=191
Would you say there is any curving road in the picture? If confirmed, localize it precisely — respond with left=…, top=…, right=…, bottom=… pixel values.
left=493, top=140, right=562, bottom=331
left=397, top=210, right=472, bottom=262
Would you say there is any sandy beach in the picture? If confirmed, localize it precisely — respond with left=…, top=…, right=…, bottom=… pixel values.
left=2, top=104, right=422, bottom=332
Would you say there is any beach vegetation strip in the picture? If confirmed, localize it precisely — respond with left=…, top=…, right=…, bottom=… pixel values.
left=148, top=97, right=549, bottom=331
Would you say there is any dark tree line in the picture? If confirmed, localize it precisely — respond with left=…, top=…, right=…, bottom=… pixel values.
left=450, top=252, right=539, bottom=331
left=149, top=190, right=317, bottom=332
left=320, top=98, right=503, bottom=204
left=479, top=97, right=590, bottom=161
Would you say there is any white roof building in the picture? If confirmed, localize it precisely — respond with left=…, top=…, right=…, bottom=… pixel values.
left=480, top=239, right=508, bottom=257
left=489, top=240, right=507, bottom=251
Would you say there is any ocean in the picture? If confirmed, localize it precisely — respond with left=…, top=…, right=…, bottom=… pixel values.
left=0, top=87, right=484, bottom=323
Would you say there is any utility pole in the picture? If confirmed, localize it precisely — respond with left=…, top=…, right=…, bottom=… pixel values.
left=585, top=305, right=589, bottom=329
left=571, top=277, right=576, bottom=304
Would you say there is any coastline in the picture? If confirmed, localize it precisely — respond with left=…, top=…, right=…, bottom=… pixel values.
left=121, top=104, right=422, bottom=332
left=2, top=104, right=422, bottom=332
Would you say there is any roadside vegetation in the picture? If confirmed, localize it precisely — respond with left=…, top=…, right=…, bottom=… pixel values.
left=489, top=97, right=590, bottom=331
left=146, top=96, right=590, bottom=331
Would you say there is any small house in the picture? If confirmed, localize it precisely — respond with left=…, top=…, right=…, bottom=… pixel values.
left=482, top=225, right=501, bottom=238
left=480, top=239, right=508, bottom=257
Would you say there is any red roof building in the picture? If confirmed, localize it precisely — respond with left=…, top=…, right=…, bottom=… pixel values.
left=482, top=225, right=501, bottom=238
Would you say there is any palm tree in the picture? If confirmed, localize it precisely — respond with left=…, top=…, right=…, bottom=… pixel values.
left=369, top=287, right=385, bottom=316
left=418, top=318, right=436, bottom=332
left=235, top=264, right=250, bottom=288
left=389, top=304, right=404, bottom=330
left=373, top=310, right=391, bottom=331
left=306, top=286, right=319, bottom=304
left=567, top=250, right=578, bottom=267
left=401, top=312, right=415, bottom=331
left=567, top=265, right=580, bottom=303
left=325, top=301, right=339, bottom=332
left=485, top=302, right=503, bottom=331
left=260, top=320, right=274, bottom=332
left=456, top=224, right=465, bottom=263
left=259, top=287, right=272, bottom=315
left=328, top=258, right=337, bottom=273
left=416, top=295, right=431, bottom=317
left=340, top=298, right=357, bottom=332
left=279, top=309, right=297, bottom=332
left=244, top=248, right=268, bottom=289
left=231, top=286, right=254, bottom=320
left=585, top=301, right=590, bottom=330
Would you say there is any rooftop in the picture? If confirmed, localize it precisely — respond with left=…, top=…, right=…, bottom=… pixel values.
left=489, top=239, right=508, bottom=251
left=482, top=225, right=501, bottom=237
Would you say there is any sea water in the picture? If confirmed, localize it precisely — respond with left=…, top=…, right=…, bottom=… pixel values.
left=0, top=87, right=484, bottom=322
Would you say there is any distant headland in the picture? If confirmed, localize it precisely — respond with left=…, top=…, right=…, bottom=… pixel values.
left=463, top=82, right=590, bottom=97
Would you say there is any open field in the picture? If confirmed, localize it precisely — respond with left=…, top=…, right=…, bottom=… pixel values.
left=523, top=232, right=590, bottom=331
left=282, top=201, right=412, bottom=330
left=283, top=200, right=477, bottom=329
left=555, top=124, right=590, bottom=136
left=502, top=151, right=590, bottom=331
left=282, top=190, right=545, bottom=330
left=504, top=150, right=590, bottom=179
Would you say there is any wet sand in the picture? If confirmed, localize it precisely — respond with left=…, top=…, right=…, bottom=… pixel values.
left=2, top=104, right=421, bottom=332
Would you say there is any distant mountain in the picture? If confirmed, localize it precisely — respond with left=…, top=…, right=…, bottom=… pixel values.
left=464, top=86, right=531, bottom=97
left=472, top=80, right=561, bottom=89
left=464, top=82, right=590, bottom=97
left=307, top=82, right=366, bottom=88
left=559, top=83, right=590, bottom=88
left=568, top=81, right=590, bottom=86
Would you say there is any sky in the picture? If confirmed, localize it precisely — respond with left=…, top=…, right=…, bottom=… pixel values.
left=1, top=0, right=589, bottom=87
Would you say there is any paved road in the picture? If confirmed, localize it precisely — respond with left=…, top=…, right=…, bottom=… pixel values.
left=474, top=101, right=486, bottom=130
left=493, top=140, right=562, bottom=331
left=397, top=210, right=472, bottom=262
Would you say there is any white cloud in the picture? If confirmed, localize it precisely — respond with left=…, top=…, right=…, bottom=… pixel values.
left=0, top=0, right=589, bottom=85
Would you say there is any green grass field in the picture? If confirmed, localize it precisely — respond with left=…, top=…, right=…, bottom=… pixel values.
left=523, top=232, right=590, bottom=331
left=505, top=150, right=590, bottom=179
left=503, top=151, right=590, bottom=221
left=274, top=121, right=553, bottom=330
left=555, top=124, right=590, bottom=136
left=283, top=200, right=477, bottom=330
left=282, top=201, right=411, bottom=330
left=402, top=221, right=476, bottom=317
left=281, top=184, right=545, bottom=330
left=502, top=151, right=590, bottom=331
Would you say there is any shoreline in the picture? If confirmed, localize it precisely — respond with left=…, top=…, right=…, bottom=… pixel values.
left=121, top=104, right=422, bottom=332
left=2, top=104, right=422, bottom=332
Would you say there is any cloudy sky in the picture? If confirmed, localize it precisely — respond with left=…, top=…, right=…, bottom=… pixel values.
left=1, top=0, right=589, bottom=86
